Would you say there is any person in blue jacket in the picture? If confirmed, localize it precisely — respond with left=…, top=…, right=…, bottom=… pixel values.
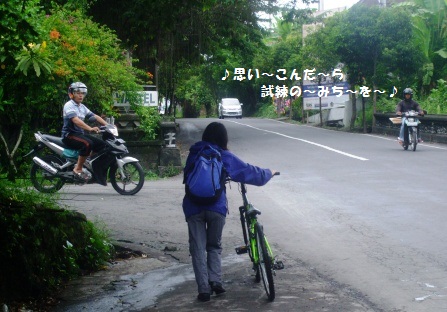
left=182, top=122, right=276, bottom=302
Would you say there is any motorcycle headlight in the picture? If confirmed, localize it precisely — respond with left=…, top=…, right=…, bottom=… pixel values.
left=108, top=125, right=119, bottom=136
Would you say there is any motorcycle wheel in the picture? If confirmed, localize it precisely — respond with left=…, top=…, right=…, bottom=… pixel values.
left=403, top=125, right=409, bottom=150
left=412, top=130, right=418, bottom=151
left=403, top=141, right=409, bottom=150
left=30, top=155, right=65, bottom=193
left=109, top=162, right=145, bottom=195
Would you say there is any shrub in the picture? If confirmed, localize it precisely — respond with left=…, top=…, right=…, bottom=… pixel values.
left=0, top=179, right=114, bottom=300
left=133, top=106, right=161, bottom=140
left=254, top=101, right=278, bottom=118
left=422, top=79, right=447, bottom=114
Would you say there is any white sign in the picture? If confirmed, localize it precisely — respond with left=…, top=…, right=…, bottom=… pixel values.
left=113, top=91, right=158, bottom=110
left=303, top=81, right=350, bottom=110
left=140, top=91, right=158, bottom=107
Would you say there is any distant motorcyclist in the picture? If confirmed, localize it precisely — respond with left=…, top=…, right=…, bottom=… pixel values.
left=61, top=82, right=108, bottom=180
left=396, top=88, right=424, bottom=144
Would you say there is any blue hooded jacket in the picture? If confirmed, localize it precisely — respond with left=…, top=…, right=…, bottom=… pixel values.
left=182, top=141, right=273, bottom=219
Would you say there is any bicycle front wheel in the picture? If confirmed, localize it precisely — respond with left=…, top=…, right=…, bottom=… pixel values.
left=255, top=222, right=275, bottom=301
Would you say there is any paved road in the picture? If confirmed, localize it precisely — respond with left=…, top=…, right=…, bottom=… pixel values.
left=54, top=118, right=447, bottom=311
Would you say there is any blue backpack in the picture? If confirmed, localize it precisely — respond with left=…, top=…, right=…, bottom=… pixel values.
left=184, top=145, right=226, bottom=205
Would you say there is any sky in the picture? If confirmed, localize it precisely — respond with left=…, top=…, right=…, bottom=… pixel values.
left=316, top=0, right=360, bottom=10
left=259, top=0, right=361, bottom=28
left=282, top=0, right=361, bottom=11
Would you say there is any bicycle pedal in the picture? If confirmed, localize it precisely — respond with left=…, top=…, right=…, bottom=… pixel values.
left=235, top=246, right=248, bottom=254
left=273, top=260, right=284, bottom=270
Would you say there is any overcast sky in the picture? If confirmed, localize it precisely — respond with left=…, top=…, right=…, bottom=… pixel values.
left=259, top=1, right=362, bottom=28
left=318, top=0, right=360, bottom=10
left=281, top=0, right=361, bottom=10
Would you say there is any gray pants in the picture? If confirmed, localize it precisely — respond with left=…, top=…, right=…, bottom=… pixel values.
left=187, top=210, right=226, bottom=293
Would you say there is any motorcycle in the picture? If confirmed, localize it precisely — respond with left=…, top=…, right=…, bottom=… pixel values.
left=394, top=110, right=422, bottom=151
left=24, top=124, right=145, bottom=195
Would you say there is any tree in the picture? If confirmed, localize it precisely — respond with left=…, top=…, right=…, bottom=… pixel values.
left=87, top=0, right=280, bottom=116
left=0, top=2, right=144, bottom=179
left=1, top=0, right=44, bottom=178
left=396, top=0, right=447, bottom=95
left=300, top=17, right=340, bottom=126
left=330, top=4, right=423, bottom=130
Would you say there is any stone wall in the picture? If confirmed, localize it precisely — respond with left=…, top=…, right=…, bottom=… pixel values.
left=373, top=113, right=447, bottom=144
left=125, top=140, right=163, bottom=171
left=115, top=113, right=182, bottom=173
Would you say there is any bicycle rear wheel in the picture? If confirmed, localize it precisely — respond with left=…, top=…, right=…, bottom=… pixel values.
left=255, top=222, right=275, bottom=301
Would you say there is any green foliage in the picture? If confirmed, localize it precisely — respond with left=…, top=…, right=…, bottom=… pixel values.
left=252, top=19, right=304, bottom=107
left=291, top=97, right=303, bottom=121
left=375, top=95, right=400, bottom=114
left=88, top=0, right=268, bottom=117
left=145, top=170, right=160, bottom=180
left=254, top=97, right=303, bottom=121
left=15, top=43, right=52, bottom=77
left=159, top=164, right=182, bottom=178
left=422, top=79, right=447, bottom=114
left=301, top=21, right=338, bottom=75
left=38, top=7, right=144, bottom=113
left=133, top=106, right=161, bottom=140
left=0, top=0, right=40, bottom=66
left=0, top=3, right=149, bottom=178
left=330, top=5, right=423, bottom=90
left=368, top=79, right=447, bottom=121
left=0, top=87, right=13, bottom=112
left=0, top=179, right=114, bottom=300
left=254, top=101, right=278, bottom=118
left=397, top=0, right=447, bottom=93
left=301, top=4, right=427, bottom=129
left=176, top=67, right=215, bottom=117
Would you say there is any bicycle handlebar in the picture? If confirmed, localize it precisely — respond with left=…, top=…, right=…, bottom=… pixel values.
left=236, top=171, right=280, bottom=195
left=227, top=171, right=280, bottom=183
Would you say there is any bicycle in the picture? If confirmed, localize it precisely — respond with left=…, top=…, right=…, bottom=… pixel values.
left=234, top=172, right=283, bottom=301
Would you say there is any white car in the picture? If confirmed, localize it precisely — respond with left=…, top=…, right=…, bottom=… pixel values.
left=218, top=98, right=243, bottom=119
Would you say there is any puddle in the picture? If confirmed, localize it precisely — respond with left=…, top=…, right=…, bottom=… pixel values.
left=55, top=254, right=247, bottom=311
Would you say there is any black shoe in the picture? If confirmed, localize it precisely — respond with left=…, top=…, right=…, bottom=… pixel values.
left=209, top=281, right=226, bottom=295
left=197, top=293, right=211, bottom=302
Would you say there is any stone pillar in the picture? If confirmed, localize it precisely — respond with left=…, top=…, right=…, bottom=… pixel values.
left=158, top=122, right=182, bottom=175
left=160, top=122, right=178, bottom=147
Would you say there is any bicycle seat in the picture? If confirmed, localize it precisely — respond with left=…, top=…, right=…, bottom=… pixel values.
left=246, top=205, right=261, bottom=217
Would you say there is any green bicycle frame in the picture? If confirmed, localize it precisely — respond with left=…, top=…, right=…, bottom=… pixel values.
left=248, top=216, right=259, bottom=263
left=236, top=177, right=281, bottom=302
left=246, top=207, right=274, bottom=265
left=238, top=181, right=277, bottom=268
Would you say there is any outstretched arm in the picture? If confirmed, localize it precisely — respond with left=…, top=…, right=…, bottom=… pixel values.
left=71, top=116, right=100, bottom=133
left=224, top=152, right=273, bottom=186
left=93, top=114, right=109, bottom=126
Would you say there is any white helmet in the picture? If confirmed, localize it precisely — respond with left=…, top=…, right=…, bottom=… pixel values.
left=68, top=82, right=87, bottom=95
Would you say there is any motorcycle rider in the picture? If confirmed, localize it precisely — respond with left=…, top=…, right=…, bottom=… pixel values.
left=396, top=88, right=424, bottom=144
left=61, top=82, right=108, bottom=180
